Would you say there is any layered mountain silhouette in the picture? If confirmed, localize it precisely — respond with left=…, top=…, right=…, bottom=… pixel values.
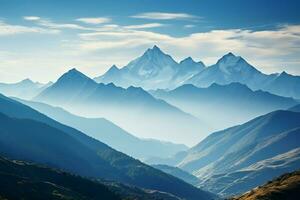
left=163, top=110, right=300, bottom=196
left=233, top=169, right=300, bottom=200
left=0, top=79, right=52, bottom=99
left=151, top=83, right=298, bottom=131
left=95, top=46, right=300, bottom=99
left=34, top=68, right=208, bottom=145
left=94, top=45, right=205, bottom=89
left=0, top=93, right=214, bottom=200
left=16, top=98, right=187, bottom=161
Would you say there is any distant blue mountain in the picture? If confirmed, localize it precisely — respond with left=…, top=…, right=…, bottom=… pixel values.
left=0, top=79, right=52, bottom=100
left=16, top=98, right=188, bottom=161
left=173, top=110, right=300, bottom=196
left=152, top=82, right=298, bottom=131
left=34, top=68, right=208, bottom=145
left=0, top=93, right=214, bottom=200
left=186, top=53, right=300, bottom=99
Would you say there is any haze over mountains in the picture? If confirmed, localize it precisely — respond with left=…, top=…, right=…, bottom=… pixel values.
left=0, top=45, right=299, bottom=199
left=151, top=83, right=298, bottom=130
left=35, top=68, right=208, bottom=145
left=0, top=93, right=214, bottom=200
left=0, top=79, right=52, bottom=100
left=16, top=98, right=187, bottom=161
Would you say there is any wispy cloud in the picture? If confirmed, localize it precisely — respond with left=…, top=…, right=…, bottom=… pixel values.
left=23, top=16, right=41, bottom=21
left=0, top=20, right=59, bottom=35
left=124, top=23, right=165, bottom=29
left=76, top=17, right=111, bottom=24
left=131, top=12, right=200, bottom=20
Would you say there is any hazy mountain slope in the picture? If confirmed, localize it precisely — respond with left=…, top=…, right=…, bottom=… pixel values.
left=16, top=98, right=188, bottom=161
left=262, top=72, right=300, bottom=99
left=152, top=83, right=297, bottom=130
left=200, top=147, right=300, bottom=196
left=289, top=104, right=300, bottom=112
left=34, top=68, right=208, bottom=145
left=174, top=110, right=300, bottom=196
left=95, top=46, right=204, bottom=90
left=0, top=94, right=214, bottom=200
left=179, top=110, right=300, bottom=173
left=0, top=79, right=51, bottom=100
left=232, top=169, right=300, bottom=200
left=152, top=164, right=199, bottom=185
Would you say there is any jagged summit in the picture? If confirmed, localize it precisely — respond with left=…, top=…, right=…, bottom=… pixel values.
left=180, top=57, right=195, bottom=64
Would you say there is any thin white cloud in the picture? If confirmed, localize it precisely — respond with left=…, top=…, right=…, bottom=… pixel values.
left=124, top=23, right=165, bottom=29
left=131, top=12, right=200, bottom=20
left=76, top=17, right=111, bottom=24
left=184, top=24, right=196, bottom=28
left=23, top=16, right=41, bottom=21
left=0, top=20, right=59, bottom=35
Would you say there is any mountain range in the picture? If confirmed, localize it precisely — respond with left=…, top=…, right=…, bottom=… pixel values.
left=94, top=45, right=205, bottom=90
left=96, top=46, right=300, bottom=99
left=0, top=93, right=214, bottom=200
left=34, top=68, right=209, bottom=145
left=16, top=98, right=187, bottom=161
left=151, top=83, right=298, bottom=131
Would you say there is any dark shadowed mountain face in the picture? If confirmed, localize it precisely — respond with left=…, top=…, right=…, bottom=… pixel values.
left=0, top=79, right=52, bottom=100
left=169, top=110, right=300, bottom=197
left=0, top=155, right=185, bottom=200
left=232, top=169, right=300, bottom=200
left=16, top=98, right=188, bottom=161
left=0, top=94, right=215, bottom=200
left=0, top=156, right=121, bottom=200
left=34, top=68, right=209, bottom=145
left=94, top=46, right=205, bottom=90
left=151, top=83, right=298, bottom=131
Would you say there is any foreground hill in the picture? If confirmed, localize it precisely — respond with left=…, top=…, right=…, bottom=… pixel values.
left=34, top=68, right=208, bottom=145
left=232, top=169, right=300, bottom=200
left=16, top=98, right=187, bottom=161
left=0, top=93, right=214, bottom=200
left=0, top=156, right=183, bottom=200
left=152, top=83, right=297, bottom=130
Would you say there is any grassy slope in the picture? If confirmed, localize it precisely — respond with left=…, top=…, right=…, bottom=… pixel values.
left=232, top=170, right=300, bottom=200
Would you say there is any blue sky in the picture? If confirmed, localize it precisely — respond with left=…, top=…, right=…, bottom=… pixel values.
left=0, top=0, right=300, bottom=82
